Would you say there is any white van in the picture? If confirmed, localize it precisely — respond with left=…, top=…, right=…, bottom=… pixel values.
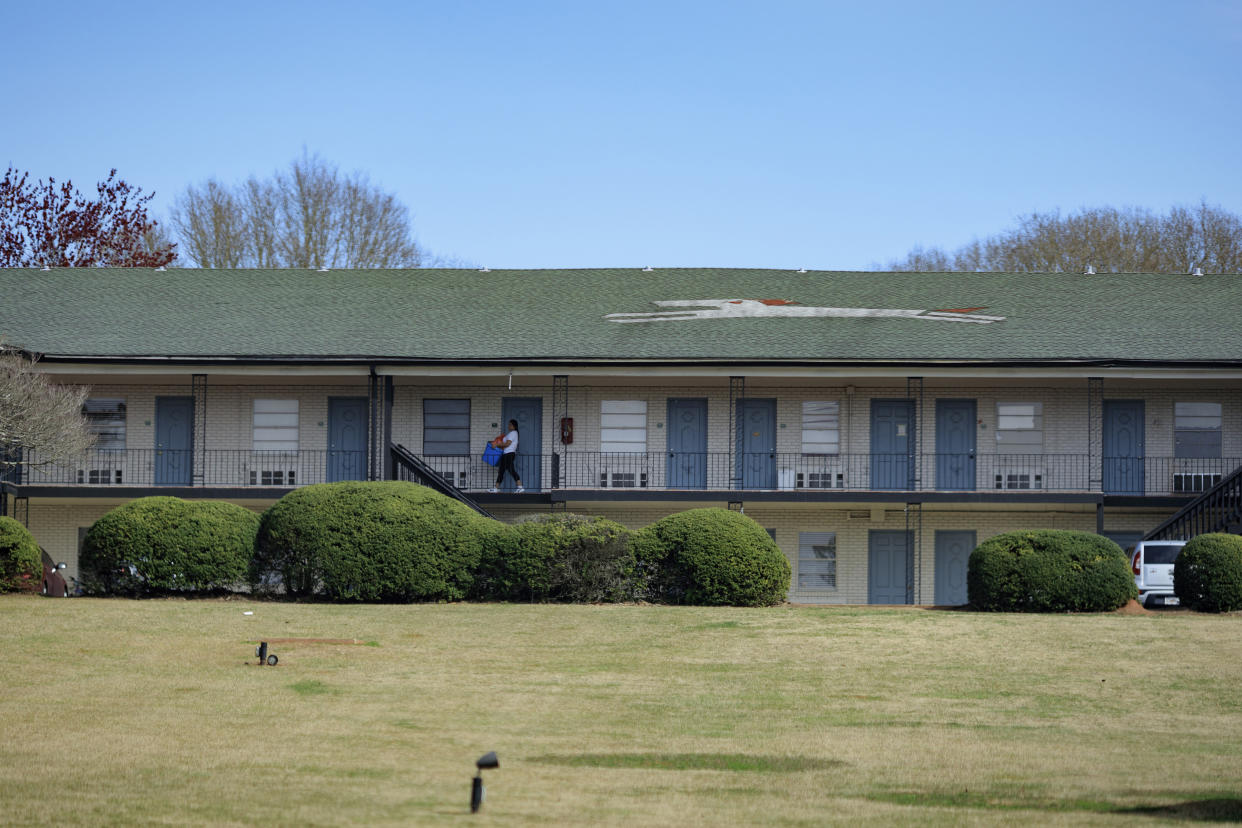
left=1130, top=540, right=1187, bottom=608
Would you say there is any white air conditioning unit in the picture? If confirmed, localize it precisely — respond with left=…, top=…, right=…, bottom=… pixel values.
left=77, top=468, right=122, bottom=484
left=1172, top=472, right=1221, bottom=493
left=250, top=469, right=297, bottom=486
left=995, top=470, right=1043, bottom=490
left=796, top=470, right=843, bottom=489
left=599, top=470, right=648, bottom=488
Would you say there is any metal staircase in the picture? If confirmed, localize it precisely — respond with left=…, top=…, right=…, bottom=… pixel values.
left=1142, top=462, right=1242, bottom=541
left=389, top=443, right=495, bottom=519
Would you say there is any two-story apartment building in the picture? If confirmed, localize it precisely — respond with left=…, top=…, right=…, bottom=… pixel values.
left=3, top=267, right=1239, bottom=603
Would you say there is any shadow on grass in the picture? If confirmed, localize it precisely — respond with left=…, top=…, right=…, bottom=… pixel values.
left=532, top=753, right=842, bottom=772
left=871, top=792, right=1242, bottom=821
left=1118, top=799, right=1242, bottom=822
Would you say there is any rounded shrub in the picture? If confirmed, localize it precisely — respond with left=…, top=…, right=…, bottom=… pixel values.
left=630, top=508, right=790, bottom=607
left=80, top=497, right=259, bottom=595
left=474, top=513, right=636, bottom=603
left=1174, top=533, right=1242, bottom=613
left=0, top=516, right=41, bottom=594
left=967, top=529, right=1136, bottom=612
left=253, top=481, right=494, bottom=602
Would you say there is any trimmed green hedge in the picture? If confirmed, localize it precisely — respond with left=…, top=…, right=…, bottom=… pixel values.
left=474, top=513, right=636, bottom=602
left=0, top=516, right=41, bottom=594
left=253, top=481, right=495, bottom=602
left=1174, top=533, right=1242, bottom=613
left=631, top=508, right=790, bottom=606
left=967, top=530, right=1136, bottom=612
left=80, top=498, right=259, bottom=595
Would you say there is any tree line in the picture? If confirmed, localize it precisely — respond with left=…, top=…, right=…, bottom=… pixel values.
left=881, top=203, right=1242, bottom=274
left=3, top=156, right=1241, bottom=273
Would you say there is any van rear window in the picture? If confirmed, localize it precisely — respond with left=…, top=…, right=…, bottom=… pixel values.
left=1142, top=544, right=1183, bottom=565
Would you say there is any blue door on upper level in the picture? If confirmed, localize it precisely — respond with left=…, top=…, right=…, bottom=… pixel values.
left=935, top=399, right=976, bottom=490
left=328, top=397, right=368, bottom=482
left=502, top=397, right=542, bottom=491
left=1103, top=400, right=1145, bottom=494
left=871, top=400, right=914, bottom=490
left=737, top=399, right=776, bottom=489
left=667, top=399, right=707, bottom=489
left=155, top=397, right=193, bottom=485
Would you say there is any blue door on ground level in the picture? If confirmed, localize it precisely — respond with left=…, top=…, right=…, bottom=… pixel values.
left=328, top=397, right=368, bottom=482
left=871, top=400, right=914, bottom=490
left=667, top=398, right=707, bottom=489
left=869, top=530, right=912, bottom=604
left=935, top=399, right=976, bottom=490
left=155, top=397, right=193, bottom=485
left=1103, top=400, right=1145, bottom=494
left=934, top=530, right=974, bottom=606
left=737, top=398, right=776, bottom=489
left=502, top=397, right=542, bottom=491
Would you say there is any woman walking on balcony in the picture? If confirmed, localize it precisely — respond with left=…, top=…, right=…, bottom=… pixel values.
left=489, top=419, right=524, bottom=493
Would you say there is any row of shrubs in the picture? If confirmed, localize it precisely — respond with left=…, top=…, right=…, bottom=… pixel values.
left=74, top=482, right=792, bottom=606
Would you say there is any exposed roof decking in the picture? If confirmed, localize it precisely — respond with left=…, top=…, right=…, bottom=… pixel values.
left=1, top=267, right=1240, bottom=363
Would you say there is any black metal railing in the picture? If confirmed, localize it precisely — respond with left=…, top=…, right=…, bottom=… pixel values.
left=15, top=449, right=368, bottom=487
left=390, top=444, right=494, bottom=518
left=1142, top=463, right=1242, bottom=541
left=14, top=448, right=1242, bottom=496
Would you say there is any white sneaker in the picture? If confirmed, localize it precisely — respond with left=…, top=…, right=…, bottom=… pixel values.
left=515, top=486, right=525, bottom=493
left=487, top=487, right=498, bottom=493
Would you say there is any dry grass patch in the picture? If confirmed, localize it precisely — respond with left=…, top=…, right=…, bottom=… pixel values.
left=1, top=597, right=1240, bottom=825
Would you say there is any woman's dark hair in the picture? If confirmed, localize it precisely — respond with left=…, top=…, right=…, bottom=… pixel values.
left=508, top=419, right=519, bottom=432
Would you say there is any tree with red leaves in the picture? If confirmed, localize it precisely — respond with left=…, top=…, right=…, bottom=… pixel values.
left=0, top=167, right=176, bottom=268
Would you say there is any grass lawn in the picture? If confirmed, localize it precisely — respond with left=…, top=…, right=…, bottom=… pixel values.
left=2, top=596, right=1240, bottom=826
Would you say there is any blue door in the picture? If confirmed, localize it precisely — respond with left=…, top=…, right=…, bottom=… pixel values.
left=155, top=397, right=193, bottom=485
left=871, top=400, right=914, bottom=490
left=934, top=530, right=974, bottom=606
left=502, top=397, right=542, bottom=491
left=328, top=398, right=368, bottom=482
left=737, top=399, right=776, bottom=489
left=1103, top=401, right=1145, bottom=494
left=869, top=530, right=912, bottom=604
left=935, top=399, right=976, bottom=490
left=667, top=399, right=707, bottom=489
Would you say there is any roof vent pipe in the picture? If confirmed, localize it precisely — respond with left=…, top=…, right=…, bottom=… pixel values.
left=1083, top=264, right=1096, bottom=275
left=1191, top=266, right=1204, bottom=276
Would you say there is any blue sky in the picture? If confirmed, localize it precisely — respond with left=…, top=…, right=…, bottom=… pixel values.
left=5, top=1, right=1240, bottom=269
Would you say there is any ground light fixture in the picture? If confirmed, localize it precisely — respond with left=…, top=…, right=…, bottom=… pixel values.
left=471, top=752, right=499, bottom=813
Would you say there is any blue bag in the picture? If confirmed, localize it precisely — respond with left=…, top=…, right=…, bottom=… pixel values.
left=483, top=442, right=502, bottom=466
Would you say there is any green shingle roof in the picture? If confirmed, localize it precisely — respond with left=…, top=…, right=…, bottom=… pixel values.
left=1, top=267, right=1239, bottom=363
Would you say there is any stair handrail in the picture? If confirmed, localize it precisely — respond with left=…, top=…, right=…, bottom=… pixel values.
left=1142, top=461, right=1242, bottom=541
left=389, top=443, right=496, bottom=519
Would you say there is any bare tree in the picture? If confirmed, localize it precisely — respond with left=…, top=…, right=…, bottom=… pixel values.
left=0, top=347, right=93, bottom=477
left=883, top=202, right=1242, bottom=273
left=0, top=167, right=175, bottom=268
left=171, top=153, right=424, bottom=268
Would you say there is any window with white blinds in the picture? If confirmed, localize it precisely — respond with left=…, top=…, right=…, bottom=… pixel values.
left=423, top=399, right=471, bottom=455
left=83, top=399, right=126, bottom=451
left=801, top=401, right=840, bottom=454
left=798, top=532, right=837, bottom=591
left=1175, top=402, right=1222, bottom=458
left=996, top=402, right=1043, bottom=454
left=253, top=400, right=299, bottom=451
left=600, top=400, right=647, bottom=452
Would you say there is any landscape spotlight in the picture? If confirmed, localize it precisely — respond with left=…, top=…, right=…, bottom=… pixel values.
left=471, top=752, right=499, bottom=813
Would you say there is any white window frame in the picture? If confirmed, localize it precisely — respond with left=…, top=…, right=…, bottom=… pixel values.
left=798, top=531, right=837, bottom=591
left=253, top=399, right=299, bottom=452
left=600, top=400, right=647, bottom=453
left=1174, top=401, right=1222, bottom=459
left=801, top=401, right=840, bottom=455
left=995, top=402, right=1043, bottom=455
left=83, top=398, right=126, bottom=452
